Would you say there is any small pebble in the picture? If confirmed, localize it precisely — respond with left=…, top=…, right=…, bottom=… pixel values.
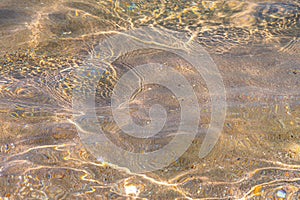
left=253, top=185, right=262, bottom=196
left=276, top=189, right=287, bottom=199
left=125, top=185, right=138, bottom=195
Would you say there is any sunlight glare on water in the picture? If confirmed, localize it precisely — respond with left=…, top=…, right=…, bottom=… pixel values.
left=0, top=0, right=300, bottom=199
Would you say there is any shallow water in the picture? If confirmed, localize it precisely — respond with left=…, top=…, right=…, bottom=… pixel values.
left=0, top=0, right=300, bottom=199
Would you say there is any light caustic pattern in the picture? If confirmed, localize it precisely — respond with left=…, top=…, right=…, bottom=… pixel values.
left=72, top=26, right=226, bottom=173
left=0, top=0, right=300, bottom=199
left=1, top=141, right=300, bottom=199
